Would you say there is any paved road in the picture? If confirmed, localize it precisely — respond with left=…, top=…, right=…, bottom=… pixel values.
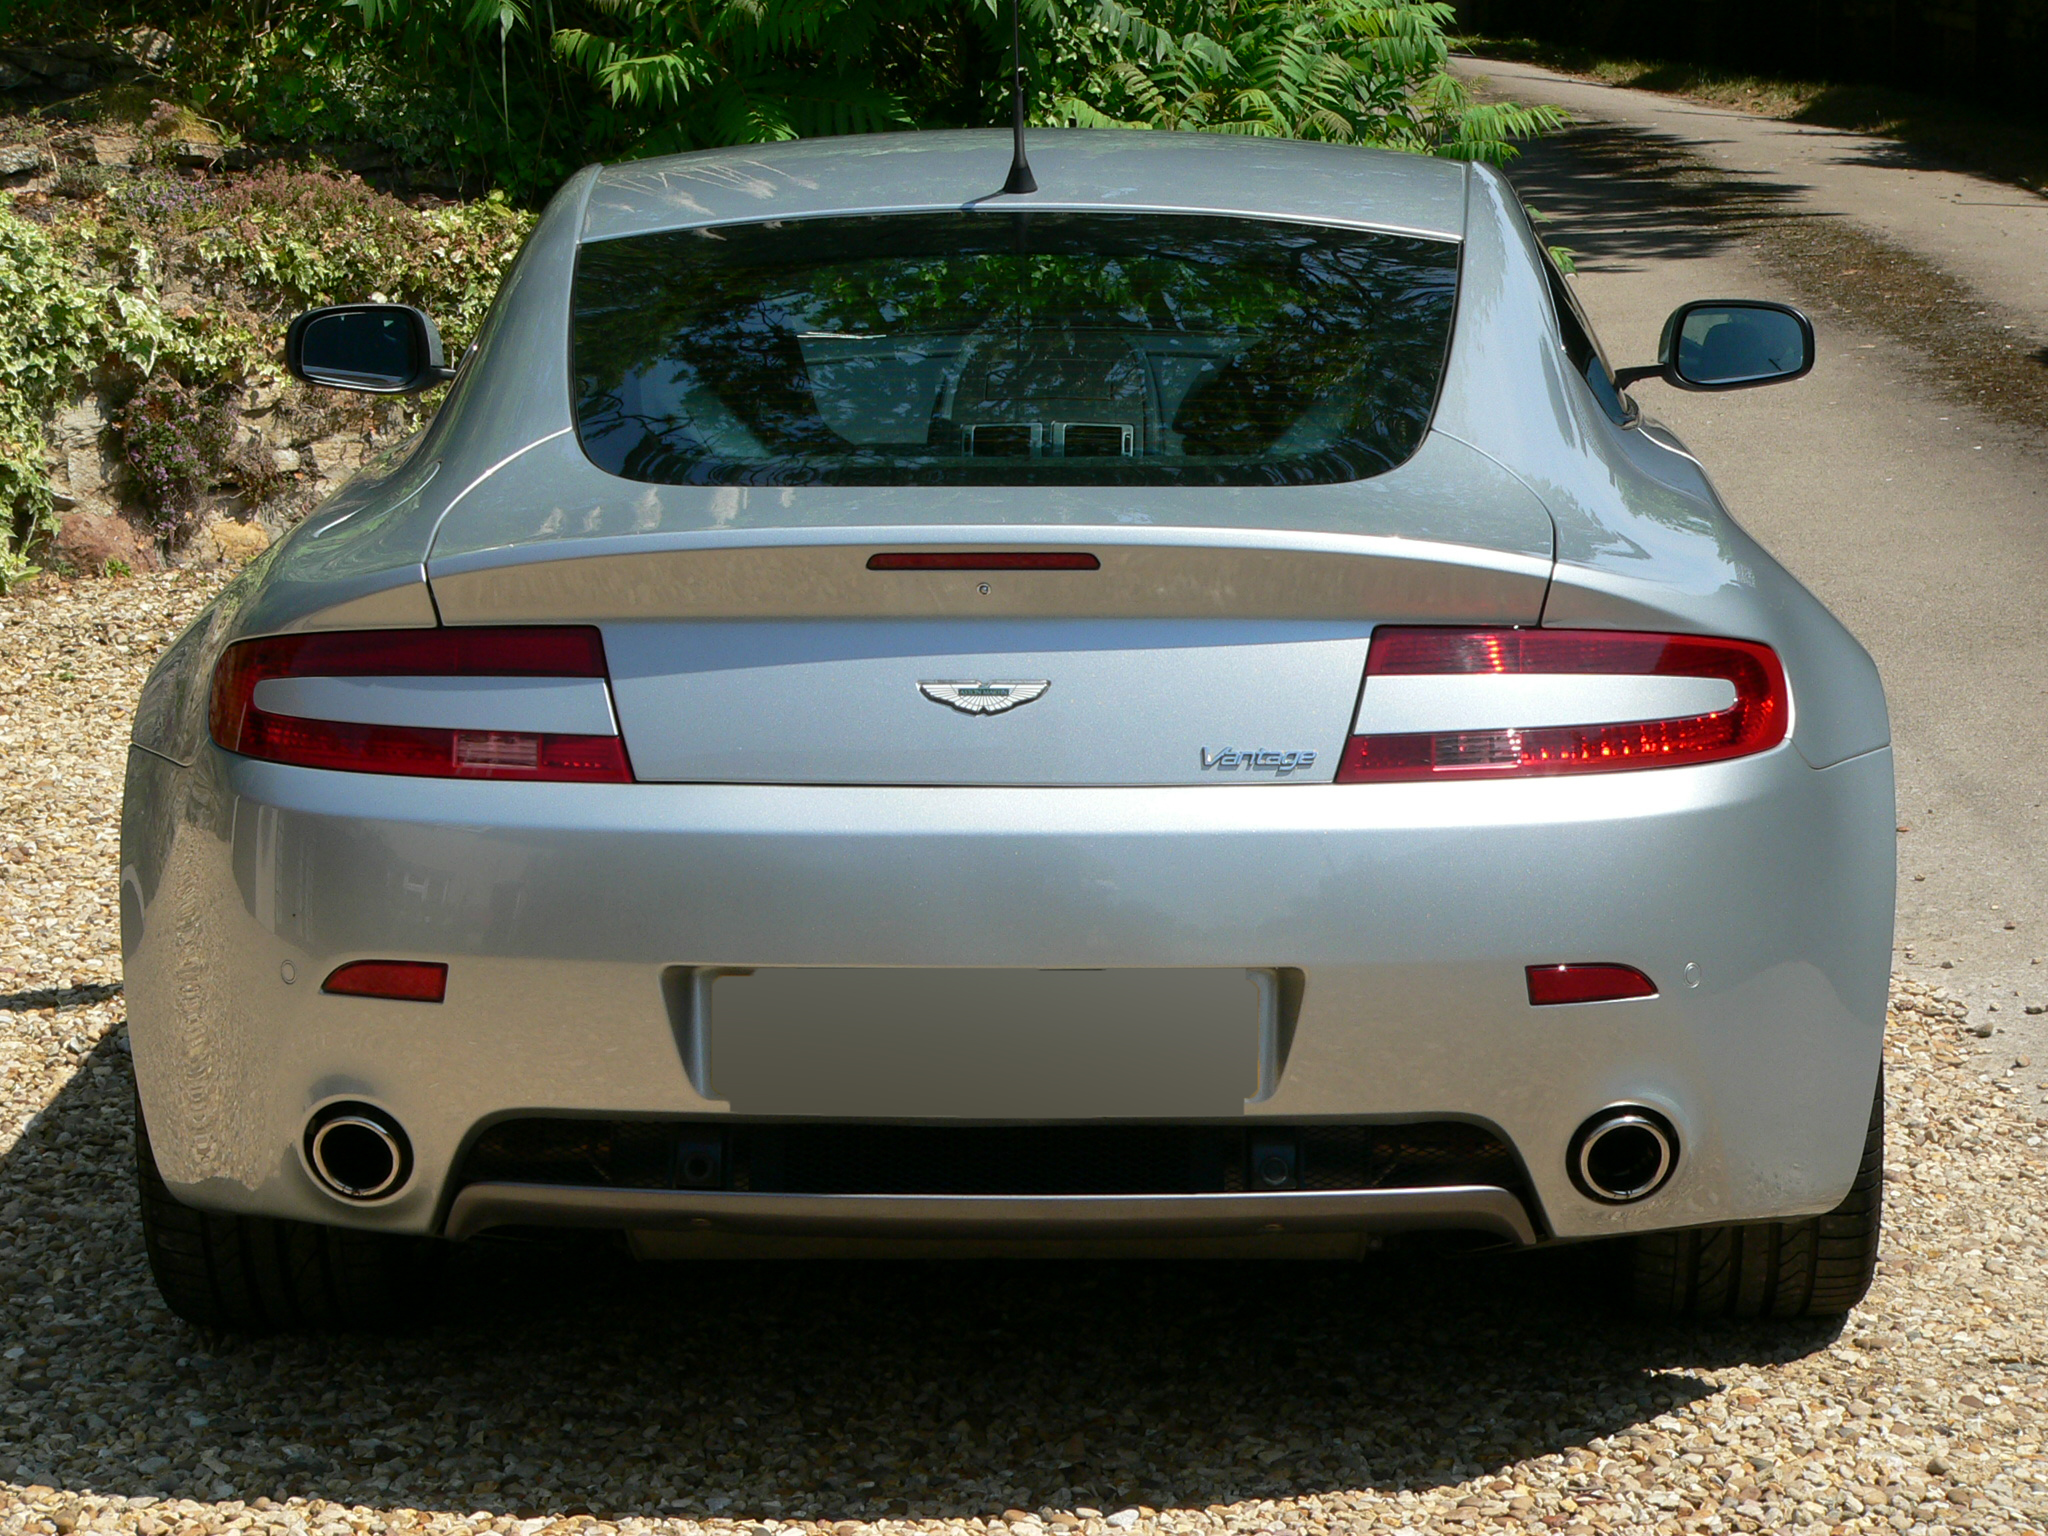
left=1456, top=58, right=2048, bottom=1059
left=1463, top=55, right=2048, bottom=337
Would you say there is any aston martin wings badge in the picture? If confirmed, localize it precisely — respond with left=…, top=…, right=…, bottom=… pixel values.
left=917, top=680, right=1051, bottom=715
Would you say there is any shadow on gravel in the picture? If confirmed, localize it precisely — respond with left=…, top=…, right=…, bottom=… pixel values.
left=0, top=1031, right=1843, bottom=1521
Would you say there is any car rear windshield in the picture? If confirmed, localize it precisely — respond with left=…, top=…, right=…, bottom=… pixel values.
left=570, top=212, right=1460, bottom=488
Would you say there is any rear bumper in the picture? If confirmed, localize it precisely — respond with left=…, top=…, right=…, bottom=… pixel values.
left=121, top=739, right=1894, bottom=1244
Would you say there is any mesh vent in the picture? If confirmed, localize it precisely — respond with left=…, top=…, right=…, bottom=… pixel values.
left=460, top=1119, right=1524, bottom=1198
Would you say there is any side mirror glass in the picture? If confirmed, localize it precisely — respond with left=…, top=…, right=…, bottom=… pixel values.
left=285, top=304, right=453, bottom=394
left=1661, top=300, right=1814, bottom=390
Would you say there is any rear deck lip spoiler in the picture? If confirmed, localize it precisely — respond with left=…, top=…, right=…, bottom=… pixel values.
left=441, top=1182, right=1539, bottom=1245
left=424, top=528, right=1554, bottom=626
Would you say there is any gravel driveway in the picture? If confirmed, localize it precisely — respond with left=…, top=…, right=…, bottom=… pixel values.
left=3, top=574, right=2046, bottom=1536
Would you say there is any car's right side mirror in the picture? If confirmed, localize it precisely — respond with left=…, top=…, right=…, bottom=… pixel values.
left=285, top=303, right=457, bottom=394
left=1615, top=300, right=1816, bottom=391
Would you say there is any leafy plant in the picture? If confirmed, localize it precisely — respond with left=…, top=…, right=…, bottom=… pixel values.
left=175, top=167, right=533, bottom=334
left=1049, top=0, right=1564, bottom=156
left=0, top=196, right=170, bottom=589
left=4, top=1, right=1565, bottom=197
left=112, top=373, right=237, bottom=544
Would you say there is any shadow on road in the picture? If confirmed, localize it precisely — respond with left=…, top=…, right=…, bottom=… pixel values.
left=0, top=1026, right=1840, bottom=1521
left=1503, top=122, right=1810, bottom=273
left=1507, top=121, right=2048, bottom=438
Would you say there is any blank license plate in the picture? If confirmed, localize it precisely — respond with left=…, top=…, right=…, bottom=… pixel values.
left=692, top=967, right=1272, bottom=1118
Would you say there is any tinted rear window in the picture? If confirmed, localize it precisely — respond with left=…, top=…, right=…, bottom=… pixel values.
left=571, top=212, right=1459, bottom=488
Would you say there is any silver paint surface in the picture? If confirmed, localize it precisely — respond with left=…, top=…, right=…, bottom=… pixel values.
left=602, top=619, right=1369, bottom=784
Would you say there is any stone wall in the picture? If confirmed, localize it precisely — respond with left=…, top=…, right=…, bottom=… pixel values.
left=43, top=380, right=420, bottom=576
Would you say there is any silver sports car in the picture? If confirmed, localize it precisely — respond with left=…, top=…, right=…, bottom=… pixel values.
left=122, top=129, right=1892, bottom=1331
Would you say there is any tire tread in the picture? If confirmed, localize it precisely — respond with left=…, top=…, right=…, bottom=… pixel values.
left=1628, top=1071, right=1883, bottom=1320
left=135, top=1096, right=434, bottom=1334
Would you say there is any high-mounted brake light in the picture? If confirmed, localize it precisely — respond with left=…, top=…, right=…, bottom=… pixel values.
left=1526, top=963, right=1658, bottom=1006
left=1337, top=628, right=1787, bottom=783
left=866, top=552, right=1100, bottom=571
left=324, top=960, right=449, bottom=1003
left=210, top=627, right=633, bottom=782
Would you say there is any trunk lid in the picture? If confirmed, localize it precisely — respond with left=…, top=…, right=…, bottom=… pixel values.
left=424, top=435, right=1555, bottom=787
left=602, top=616, right=1371, bottom=785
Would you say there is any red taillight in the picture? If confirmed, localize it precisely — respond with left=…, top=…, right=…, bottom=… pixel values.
left=1336, top=628, right=1787, bottom=783
left=866, top=552, right=1100, bottom=571
left=1526, top=964, right=1658, bottom=1006
left=210, top=627, right=633, bottom=782
left=323, top=960, right=448, bottom=1002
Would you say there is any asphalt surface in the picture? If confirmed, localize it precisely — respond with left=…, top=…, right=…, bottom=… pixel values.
left=1463, top=56, right=2048, bottom=338
left=1458, top=57, right=2048, bottom=1064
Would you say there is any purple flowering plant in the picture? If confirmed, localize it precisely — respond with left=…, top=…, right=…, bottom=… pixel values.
left=113, top=374, right=234, bottom=541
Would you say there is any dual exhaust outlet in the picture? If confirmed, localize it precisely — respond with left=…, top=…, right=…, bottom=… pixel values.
left=300, top=1101, right=1675, bottom=1209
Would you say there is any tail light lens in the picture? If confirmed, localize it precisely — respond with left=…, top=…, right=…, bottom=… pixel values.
left=210, top=627, right=633, bottom=782
left=1337, top=628, right=1788, bottom=783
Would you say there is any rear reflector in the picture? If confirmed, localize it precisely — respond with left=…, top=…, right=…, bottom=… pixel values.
left=1526, top=964, right=1658, bottom=1006
left=211, top=627, right=633, bottom=782
left=1338, top=628, right=1787, bottom=782
left=866, top=552, right=1100, bottom=571
left=323, top=960, right=448, bottom=1003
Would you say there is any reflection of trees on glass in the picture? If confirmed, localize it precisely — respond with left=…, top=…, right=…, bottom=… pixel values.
left=572, top=212, right=1458, bottom=487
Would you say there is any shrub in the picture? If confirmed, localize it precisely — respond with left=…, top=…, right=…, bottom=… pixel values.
left=178, top=168, right=533, bottom=339
left=112, top=373, right=236, bottom=544
left=0, top=195, right=169, bottom=588
left=1050, top=0, right=1567, bottom=155
left=5, top=1, right=1565, bottom=198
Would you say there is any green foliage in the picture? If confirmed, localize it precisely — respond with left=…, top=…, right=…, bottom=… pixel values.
left=178, top=169, right=532, bottom=335
left=544, top=0, right=939, bottom=150
left=6, top=1, right=1564, bottom=197
left=0, top=197, right=168, bottom=589
left=1049, top=0, right=1565, bottom=157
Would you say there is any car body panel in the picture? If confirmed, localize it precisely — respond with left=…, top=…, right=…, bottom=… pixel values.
left=602, top=617, right=1368, bottom=785
left=579, top=129, right=1470, bottom=245
left=419, top=420, right=1556, bottom=567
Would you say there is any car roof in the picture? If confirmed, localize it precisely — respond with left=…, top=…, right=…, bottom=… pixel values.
left=580, top=128, right=1469, bottom=245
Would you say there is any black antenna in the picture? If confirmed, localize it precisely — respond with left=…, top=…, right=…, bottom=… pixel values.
left=1001, top=0, right=1037, bottom=195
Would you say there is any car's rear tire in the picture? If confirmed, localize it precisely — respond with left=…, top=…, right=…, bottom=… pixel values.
left=136, top=1094, right=439, bottom=1333
left=1627, top=1069, right=1883, bottom=1319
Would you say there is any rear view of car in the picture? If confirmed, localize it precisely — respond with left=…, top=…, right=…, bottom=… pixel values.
left=121, top=131, right=1892, bottom=1332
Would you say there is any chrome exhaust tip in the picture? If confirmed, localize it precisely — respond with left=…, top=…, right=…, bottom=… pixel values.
left=304, top=1102, right=412, bottom=1201
left=1569, top=1107, right=1677, bottom=1204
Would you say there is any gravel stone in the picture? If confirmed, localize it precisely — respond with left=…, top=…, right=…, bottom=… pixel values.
left=4, top=572, right=2047, bottom=1536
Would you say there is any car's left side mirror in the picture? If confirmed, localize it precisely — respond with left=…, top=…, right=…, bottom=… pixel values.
left=1615, top=300, right=1815, bottom=391
left=285, top=303, right=458, bottom=394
